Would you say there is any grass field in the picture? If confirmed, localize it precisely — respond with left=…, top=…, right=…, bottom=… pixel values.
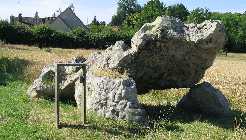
left=0, top=44, right=246, bottom=139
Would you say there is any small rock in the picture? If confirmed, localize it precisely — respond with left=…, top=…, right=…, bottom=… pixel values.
left=177, top=82, right=230, bottom=116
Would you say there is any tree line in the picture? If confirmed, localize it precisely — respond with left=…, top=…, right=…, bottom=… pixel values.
left=0, top=0, right=246, bottom=51
left=111, top=0, right=246, bottom=52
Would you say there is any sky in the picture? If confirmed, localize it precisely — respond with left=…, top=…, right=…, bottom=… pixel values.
left=0, top=0, right=246, bottom=24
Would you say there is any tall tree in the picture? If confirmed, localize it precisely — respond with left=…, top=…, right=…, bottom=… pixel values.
left=166, top=3, right=189, bottom=21
left=124, top=0, right=166, bottom=28
left=141, top=0, right=166, bottom=22
left=111, top=0, right=141, bottom=26
left=187, top=8, right=211, bottom=24
left=210, top=12, right=246, bottom=51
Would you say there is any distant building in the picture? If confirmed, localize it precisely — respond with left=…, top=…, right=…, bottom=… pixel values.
left=10, top=7, right=87, bottom=32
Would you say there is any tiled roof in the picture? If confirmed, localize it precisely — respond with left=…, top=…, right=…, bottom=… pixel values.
left=56, top=8, right=87, bottom=30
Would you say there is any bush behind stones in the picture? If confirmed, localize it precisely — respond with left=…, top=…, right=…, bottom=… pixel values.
left=0, top=21, right=133, bottom=49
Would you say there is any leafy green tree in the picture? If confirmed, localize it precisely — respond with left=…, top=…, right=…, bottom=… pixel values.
left=117, top=0, right=141, bottom=16
left=111, top=0, right=141, bottom=26
left=166, top=3, right=189, bottom=21
left=187, top=8, right=211, bottom=23
left=123, top=0, right=166, bottom=29
left=71, top=27, right=89, bottom=45
left=210, top=12, right=246, bottom=51
left=32, top=25, right=55, bottom=48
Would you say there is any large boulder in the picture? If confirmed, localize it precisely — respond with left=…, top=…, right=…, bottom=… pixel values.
left=75, top=71, right=145, bottom=122
left=177, top=82, right=230, bottom=116
left=87, top=16, right=226, bottom=91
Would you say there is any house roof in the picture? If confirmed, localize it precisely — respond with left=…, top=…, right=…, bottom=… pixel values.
left=11, top=7, right=87, bottom=32
left=56, top=7, right=87, bottom=30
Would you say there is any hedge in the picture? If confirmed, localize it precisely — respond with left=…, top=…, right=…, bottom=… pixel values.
left=0, top=21, right=133, bottom=49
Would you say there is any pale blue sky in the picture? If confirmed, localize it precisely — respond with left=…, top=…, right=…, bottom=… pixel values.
left=0, top=0, right=245, bottom=24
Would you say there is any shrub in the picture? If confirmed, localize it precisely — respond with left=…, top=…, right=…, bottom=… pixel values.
left=0, top=21, right=16, bottom=43
left=52, top=31, right=74, bottom=48
left=32, top=25, right=55, bottom=48
left=70, top=28, right=89, bottom=48
left=0, top=22, right=133, bottom=49
left=0, top=21, right=34, bottom=45
left=13, top=24, right=34, bottom=45
left=88, top=25, right=133, bottom=48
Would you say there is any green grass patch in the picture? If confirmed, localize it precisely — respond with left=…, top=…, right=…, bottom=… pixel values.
left=0, top=82, right=245, bottom=139
left=0, top=57, right=30, bottom=85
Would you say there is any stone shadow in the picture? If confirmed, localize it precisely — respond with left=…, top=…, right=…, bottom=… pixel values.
left=0, top=57, right=30, bottom=85
left=142, top=104, right=246, bottom=130
left=57, top=104, right=246, bottom=138
left=59, top=123, right=130, bottom=137
left=43, top=97, right=77, bottom=106
left=59, top=120, right=155, bottom=138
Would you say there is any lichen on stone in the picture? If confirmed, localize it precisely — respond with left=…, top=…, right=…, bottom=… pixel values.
left=92, top=68, right=128, bottom=79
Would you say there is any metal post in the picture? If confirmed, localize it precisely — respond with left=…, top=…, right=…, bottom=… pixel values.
left=54, top=63, right=86, bottom=128
left=81, top=66, right=86, bottom=125
left=55, top=64, right=60, bottom=129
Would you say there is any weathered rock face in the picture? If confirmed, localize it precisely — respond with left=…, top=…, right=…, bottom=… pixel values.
left=177, top=82, right=230, bottom=116
left=27, top=57, right=85, bottom=99
left=87, top=16, right=226, bottom=91
left=27, top=64, right=56, bottom=98
left=75, top=72, right=145, bottom=122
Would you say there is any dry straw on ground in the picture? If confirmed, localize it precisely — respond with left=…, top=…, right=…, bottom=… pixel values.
left=0, top=44, right=98, bottom=82
left=202, top=55, right=246, bottom=111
